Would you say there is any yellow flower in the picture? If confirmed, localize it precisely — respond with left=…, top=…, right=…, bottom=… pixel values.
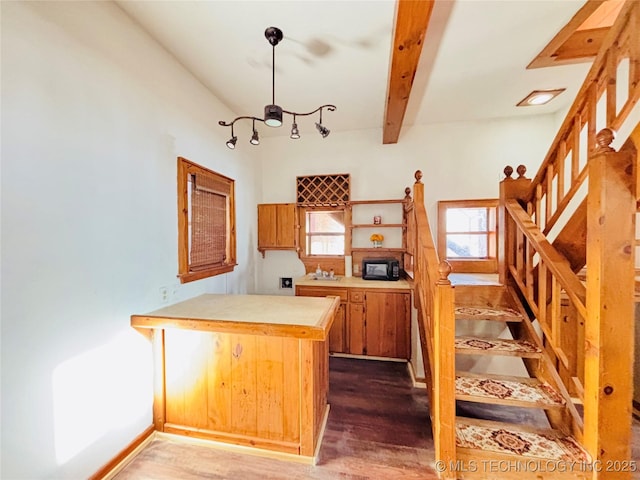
left=370, top=233, right=384, bottom=242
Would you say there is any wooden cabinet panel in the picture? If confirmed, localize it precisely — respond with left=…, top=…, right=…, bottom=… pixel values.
left=364, top=291, right=410, bottom=359
left=258, top=203, right=297, bottom=255
left=349, top=289, right=365, bottom=303
left=296, top=285, right=347, bottom=354
left=295, top=286, right=347, bottom=302
left=348, top=303, right=365, bottom=355
left=257, top=204, right=278, bottom=247
left=276, top=203, right=296, bottom=247
left=328, top=303, right=346, bottom=353
left=296, top=284, right=410, bottom=359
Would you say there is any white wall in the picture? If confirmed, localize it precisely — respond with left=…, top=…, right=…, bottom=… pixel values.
left=256, top=115, right=557, bottom=376
left=0, top=2, right=259, bottom=478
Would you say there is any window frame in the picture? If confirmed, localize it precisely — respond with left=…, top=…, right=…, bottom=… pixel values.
left=298, top=206, right=346, bottom=260
left=437, top=199, right=498, bottom=274
left=177, top=157, right=236, bottom=283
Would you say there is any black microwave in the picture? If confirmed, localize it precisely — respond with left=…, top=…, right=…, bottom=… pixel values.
left=362, top=258, right=400, bottom=281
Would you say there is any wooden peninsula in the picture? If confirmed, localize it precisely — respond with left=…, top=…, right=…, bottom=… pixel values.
left=131, top=294, right=339, bottom=462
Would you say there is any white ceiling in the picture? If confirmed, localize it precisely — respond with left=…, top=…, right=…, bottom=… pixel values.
left=116, top=0, right=593, bottom=140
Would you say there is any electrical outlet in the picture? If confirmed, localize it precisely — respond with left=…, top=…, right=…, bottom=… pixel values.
left=159, top=286, right=169, bottom=302
left=280, top=277, right=293, bottom=289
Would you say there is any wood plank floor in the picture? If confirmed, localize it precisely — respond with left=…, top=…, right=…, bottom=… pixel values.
left=113, top=356, right=640, bottom=479
left=114, top=357, right=439, bottom=479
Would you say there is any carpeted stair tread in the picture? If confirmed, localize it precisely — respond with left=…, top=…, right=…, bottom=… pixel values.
left=455, top=336, right=542, bottom=357
left=455, top=305, right=524, bottom=322
left=456, top=417, right=590, bottom=463
left=455, top=372, right=565, bottom=408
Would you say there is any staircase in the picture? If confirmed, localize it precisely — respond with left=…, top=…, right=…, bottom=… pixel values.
left=450, top=284, right=590, bottom=479
left=405, top=2, right=639, bottom=478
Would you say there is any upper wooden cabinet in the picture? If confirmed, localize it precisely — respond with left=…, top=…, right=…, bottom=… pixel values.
left=257, top=203, right=297, bottom=257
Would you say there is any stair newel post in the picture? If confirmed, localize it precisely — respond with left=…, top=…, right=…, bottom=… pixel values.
left=434, top=260, right=456, bottom=478
left=498, top=165, right=531, bottom=285
left=584, top=128, right=635, bottom=479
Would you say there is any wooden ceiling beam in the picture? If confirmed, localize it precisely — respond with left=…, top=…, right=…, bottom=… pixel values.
left=383, top=0, right=435, bottom=145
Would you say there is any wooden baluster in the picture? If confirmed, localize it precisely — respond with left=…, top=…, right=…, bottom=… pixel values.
left=583, top=128, right=635, bottom=479
left=557, top=141, right=566, bottom=204
left=572, top=115, right=581, bottom=182
left=545, top=164, right=554, bottom=226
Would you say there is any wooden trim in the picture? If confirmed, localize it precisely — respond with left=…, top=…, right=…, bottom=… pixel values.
left=162, top=424, right=300, bottom=455
left=155, top=431, right=317, bottom=465
left=383, top=0, right=435, bottom=144
left=528, top=1, right=607, bottom=69
left=177, top=157, right=236, bottom=284
left=88, top=425, right=155, bottom=480
left=131, top=298, right=339, bottom=341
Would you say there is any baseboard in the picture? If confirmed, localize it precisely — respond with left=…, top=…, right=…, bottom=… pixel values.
left=156, top=431, right=318, bottom=465
left=407, top=361, right=427, bottom=388
left=89, top=425, right=155, bottom=480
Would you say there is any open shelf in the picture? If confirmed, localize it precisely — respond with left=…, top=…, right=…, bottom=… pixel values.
left=351, top=247, right=406, bottom=253
left=351, top=223, right=407, bottom=228
left=348, top=199, right=406, bottom=205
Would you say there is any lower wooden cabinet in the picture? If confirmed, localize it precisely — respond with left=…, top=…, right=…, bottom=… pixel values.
left=296, top=285, right=410, bottom=359
left=296, top=286, right=348, bottom=354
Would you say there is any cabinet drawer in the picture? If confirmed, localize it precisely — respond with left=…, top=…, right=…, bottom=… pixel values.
left=349, top=290, right=365, bottom=303
left=296, top=286, right=348, bottom=302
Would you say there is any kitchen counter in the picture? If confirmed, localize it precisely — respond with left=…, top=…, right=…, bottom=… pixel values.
left=295, top=274, right=411, bottom=290
left=131, top=293, right=338, bottom=340
left=131, top=293, right=338, bottom=462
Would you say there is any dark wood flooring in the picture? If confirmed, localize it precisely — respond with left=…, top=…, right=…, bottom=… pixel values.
left=114, top=357, right=439, bottom=479
left=114, top=357, right=640, bottom=479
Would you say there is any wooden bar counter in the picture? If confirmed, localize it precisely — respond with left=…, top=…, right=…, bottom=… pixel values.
left=131, top=294, right=339, bottom=462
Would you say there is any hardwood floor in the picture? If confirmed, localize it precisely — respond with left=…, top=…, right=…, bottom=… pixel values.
left=113, top=356, right=640, bottom=479
left=114, top=356, right=439, bottom=479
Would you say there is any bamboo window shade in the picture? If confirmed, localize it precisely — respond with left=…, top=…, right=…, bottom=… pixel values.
left=190, top=172, right=229, bottom=270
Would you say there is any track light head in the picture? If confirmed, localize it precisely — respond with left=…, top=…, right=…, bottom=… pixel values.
left=290, top=122, right=300, bottom=139
left=315, top=122, right=330, bottom=138
left=226, top=136, right=237, bottom=149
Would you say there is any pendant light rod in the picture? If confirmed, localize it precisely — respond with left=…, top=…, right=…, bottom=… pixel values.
left=219, top=26, right=336, bottom=149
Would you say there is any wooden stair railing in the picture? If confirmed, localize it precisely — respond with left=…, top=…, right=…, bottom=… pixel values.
left=406, top=171, right=457, bottom=479
left=499, top=1, right=639, bottom=474
left=522, top=0, right=639, bottom=240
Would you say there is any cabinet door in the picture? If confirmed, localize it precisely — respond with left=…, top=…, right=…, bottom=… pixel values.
left=348, top=303, right=365, bottom=355
left=257, top=204, right=278, bottom=248
left=328, top=303, right=346, bottom=354
left=364, top=291, right=410, bottom=359
left=275, top=203, right=296, bottom=248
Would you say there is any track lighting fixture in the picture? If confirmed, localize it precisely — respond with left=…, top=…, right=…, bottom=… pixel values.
left=226, top=124, right=237, bottom=149
left=219, top=27, right=336, bottom=149
left=290, top=115, right=300, bottom=139
left=250, top=120, right=260, bottom=145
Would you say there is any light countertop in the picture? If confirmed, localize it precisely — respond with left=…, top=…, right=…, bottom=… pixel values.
left=295, top=275, right=411, bottom=290
left=131, top=294, right=339, bottom=340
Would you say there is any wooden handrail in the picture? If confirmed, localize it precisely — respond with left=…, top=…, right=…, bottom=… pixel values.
left=408, top=170, right=456, bottom=478
left=527, top=0, right=639, bottom=198
left=522, top=1, right=639, bottom=237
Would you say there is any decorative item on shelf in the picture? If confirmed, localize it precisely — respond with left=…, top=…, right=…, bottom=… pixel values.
left=219, top=27, right=336, bottom=149
left=370, top=233, right=384, bottom=248
left=373, top=215, right=382, bottom=225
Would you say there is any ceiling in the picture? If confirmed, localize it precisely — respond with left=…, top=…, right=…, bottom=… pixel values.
left=116, top=0, right=597, bottom=142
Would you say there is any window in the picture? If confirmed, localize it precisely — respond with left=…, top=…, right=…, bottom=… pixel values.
left=177, top=157, right=236, bottom=283
left=304, top=209, right=345, bottom=256
left=437, top=199, right=498, bottom=273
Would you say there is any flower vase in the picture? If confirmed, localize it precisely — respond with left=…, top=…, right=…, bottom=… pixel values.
left=372, top=240, right=382, bottom=248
